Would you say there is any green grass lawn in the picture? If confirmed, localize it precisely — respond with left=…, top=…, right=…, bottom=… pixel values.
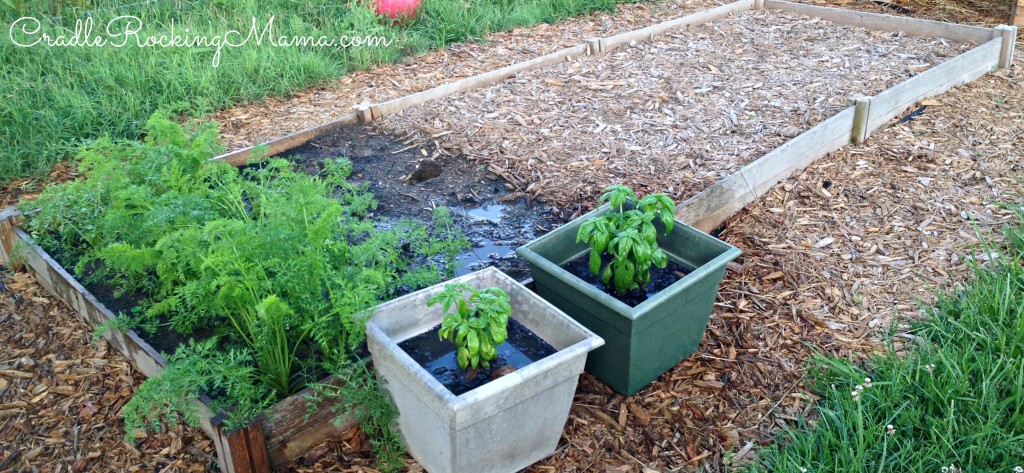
left=0, top=0, right=624, bottom=183
left=751, top=220, right=1024, bottom=471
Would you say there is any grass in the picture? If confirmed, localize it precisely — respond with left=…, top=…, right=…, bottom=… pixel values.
left=751, top=218, right=1024, bottom=471
left=0, top=0, right=626, bottom=182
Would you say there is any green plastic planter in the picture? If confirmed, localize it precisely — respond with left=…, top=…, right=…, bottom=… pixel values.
left=516, top=204, right=741, bottom=395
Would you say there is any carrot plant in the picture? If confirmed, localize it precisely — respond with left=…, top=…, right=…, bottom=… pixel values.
left=576, top=185, right=676, bottom=294
left=22, top=113, right=469, bottom=467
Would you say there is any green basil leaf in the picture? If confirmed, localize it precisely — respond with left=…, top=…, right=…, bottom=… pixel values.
left=589, top=248, right=602, bottom=275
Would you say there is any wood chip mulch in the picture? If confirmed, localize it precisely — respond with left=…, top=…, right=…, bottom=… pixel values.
left=207, top=0, right=729, bottom=151
left=372, top=9, right=971, bottom=213
left=0, top=271, right=214, bottom=473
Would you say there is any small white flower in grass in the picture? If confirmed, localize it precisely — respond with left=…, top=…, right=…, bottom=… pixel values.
left=886, top=424, right=895, bottom=435
left=800, top=468, right=808, bottom=473
left=851, top=390, right=860, bottom=401
left=863, top=377, right=872, bottom=388
left=925, top=364, right=935, bottom=373
left=1014, top=467, right=1022, bottom=473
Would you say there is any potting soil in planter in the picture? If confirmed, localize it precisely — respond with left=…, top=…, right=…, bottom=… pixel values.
left=398, top=318, right=556, bottom=395
left=561, top=254, right=691, bottom=307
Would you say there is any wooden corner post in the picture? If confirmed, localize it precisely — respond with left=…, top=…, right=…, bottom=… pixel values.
left=849, top=95, right=872, bottom=144
left=355, top=103, right=379, bottom=124
left=995, top=25, right=1017, bottom=68
left=1013, top=0, right=1023, bottom=27
left=0, top=208, right=22, bottom=268
left=213, top=415, right=271, bottom=473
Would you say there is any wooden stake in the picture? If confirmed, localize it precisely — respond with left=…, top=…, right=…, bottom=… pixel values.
left=754, top=0, right=765, bottom=9
left=995, top=25, right=1017, bottom=69
left=850, top=95, right=872, bottom=145
left=356, top=103, right=375, bottom=124
left=586, top=38, right=604, bottom=55
left=1013, top=0, right=1023, bottom=27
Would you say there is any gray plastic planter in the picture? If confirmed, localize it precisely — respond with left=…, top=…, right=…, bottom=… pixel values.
left=516, top=204, right=741, bottom=396
left=366, top=267, right=604, bottom=473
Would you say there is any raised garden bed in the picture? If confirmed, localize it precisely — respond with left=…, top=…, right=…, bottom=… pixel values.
left=0, top=2, right=1015, bottom=472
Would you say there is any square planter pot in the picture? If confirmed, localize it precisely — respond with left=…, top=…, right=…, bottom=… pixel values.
left=366, top=267, right=604, bottom=473
left=515, top=204, right=741, bottom=396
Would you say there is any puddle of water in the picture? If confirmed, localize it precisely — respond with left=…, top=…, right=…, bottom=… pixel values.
left=466, top=204, right=505, bottom=223
left=454, top=239, right=515, bottom=276
left=454, top=204, right=517, bottom=276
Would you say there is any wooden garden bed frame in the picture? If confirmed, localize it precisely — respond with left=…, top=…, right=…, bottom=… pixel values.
left=0, top=2, right=1016, bottom=472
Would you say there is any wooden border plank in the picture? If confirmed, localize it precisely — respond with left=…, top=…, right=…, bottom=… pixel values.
left=215, top=112, right=360, bottom=166
left=8, top=227, right=169, bottom=378
left=866, top=38, right=1001, bottom=132
left=599, top=0, right=753, bottom=52
left=1014, top=0, right=1023, bottom=27
left=675, top=107, right=856, bottom=232
left=765, top=0, right=998, bottom=44
left=262, top=377, right=357, bottom=469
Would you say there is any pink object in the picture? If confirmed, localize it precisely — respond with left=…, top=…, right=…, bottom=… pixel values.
left=373, top=0, right=420, bottom=21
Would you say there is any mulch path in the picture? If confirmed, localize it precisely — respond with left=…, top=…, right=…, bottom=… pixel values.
left=0, top=271, right=215, bottom=473
left=2, top=0, right=1020, bottom=472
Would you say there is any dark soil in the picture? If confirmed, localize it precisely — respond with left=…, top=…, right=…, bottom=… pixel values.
left=276, top=125, right=563, bottom=281
left=561, top=254, right=691, bottom=307
left=397, top=318, right=557, bottom=396
left=44, top=252, right=207, bottom=356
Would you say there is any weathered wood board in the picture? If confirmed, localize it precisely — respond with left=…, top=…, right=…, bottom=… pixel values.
left=765, top=0, right=998, bottom=44
left=217, top=112, right=361, bottom=167
left=675, top=107, right=856, bottom=232
left=867, top=38, right=1001, bottom=132
left=594, top=0, right=753, bottom=52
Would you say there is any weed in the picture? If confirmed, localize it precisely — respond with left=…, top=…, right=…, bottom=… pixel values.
left=306, top=359, right=406, bottom=473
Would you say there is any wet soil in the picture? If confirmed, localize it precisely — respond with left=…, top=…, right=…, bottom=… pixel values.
left=276, top=125, right=563, bottom=281
left=562, top=254, right=691, bottom=307
left=398, top=318, right=557, bottom=396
